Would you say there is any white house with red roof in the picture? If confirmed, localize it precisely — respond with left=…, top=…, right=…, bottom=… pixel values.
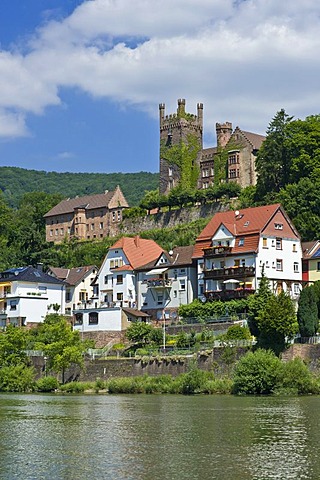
left=73, top=236, right=163, bottom=344
left=193, top=204, right=303, bottom=302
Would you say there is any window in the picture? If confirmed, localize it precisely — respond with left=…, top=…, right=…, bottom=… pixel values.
left=168, top=167, right=173, bottom=176
left=104, top=275, right=109, bottom=284
left=10, top=300, right=18, bottom=310
left=116, top=274, right=123, bottom=284
left=276, top=259, right=283, bottom=271
left=317, top=261, right=320, bottom=271
left=179, top=279, right=186, bottom=291
left=234, top=259, right=240, bottom=267
left=55, top=229, right=58, bottom=236
left=74, top=313, right=83, bottom=325
left=180, top=268, right=186, bottom=274
left=110, top=260, right=115, bottom=269
left=275, top=223, right=283, bottom=230
left=60, top=228, right=64, bottom=235
left=89, top=312, right=98, bottom=325
left=49, top=229, right=53, bottom=237
left=229, top=168, right=239, bottom=179
left=202, top=168, right=209, bottom=177
left=277, top=282, right=283, bottom=294
left=293, top=244, right=297, bottom=252
left=91, top=223, right=94, bottom=230
left=262, top=238, right=268, bottom=248
left=202, top=182, right=209, bottom=189
left=276, top=238, right=282, bottom=250
left=112, top=211, right=116, bottom=221
left=294, top=284, right=300, bottom=295
left=117, top=211, right=121, bottom=220
left=293, top=262, right=299, bottom=273
left=117, top=292, right=123, bottom=301
left=174, top=290, right=177, bottom=298
left=157, top=294, right=163, bottom=305
left=238, top=238, right=245, bottom=246
left=99, top=222, right=103, bottom=229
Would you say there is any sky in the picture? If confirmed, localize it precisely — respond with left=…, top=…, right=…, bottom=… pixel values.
left=0, top=0, right=319, bottom=174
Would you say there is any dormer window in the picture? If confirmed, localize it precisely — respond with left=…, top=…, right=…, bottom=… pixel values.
left=238, top=238, right=245, bottom=246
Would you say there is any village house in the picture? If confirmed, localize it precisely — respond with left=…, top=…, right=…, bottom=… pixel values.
left=72, top=236, right=163, bottom=345
left=44, top=185, right=129, bottom=243
left=302, top=241, right=320, bottom=284
left=193, top=204, right=303, bottom=302
left=48, top=265, right=98, bottom=315
left=0, top=265, right=65, bottom=328
left=136, top=245, right=197, bottom=322
left=159, top=99, right=265, bottom=194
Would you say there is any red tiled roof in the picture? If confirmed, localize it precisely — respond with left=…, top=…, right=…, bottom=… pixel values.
left=193, top=204, right=298, bottom=258
left=110, top=236, right=163, bottom=269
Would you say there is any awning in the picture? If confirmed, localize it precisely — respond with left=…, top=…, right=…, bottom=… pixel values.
left=223, top=279, right=240, bottom=284
left=146, top=268, right=168, bottom=276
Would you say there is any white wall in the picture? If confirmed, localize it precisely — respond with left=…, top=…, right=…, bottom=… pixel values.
left=73, top=307, right=123, bottom=332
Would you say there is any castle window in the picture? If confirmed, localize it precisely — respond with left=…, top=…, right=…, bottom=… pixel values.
left=168, top=167, right=173, bottom=177
left=229, top=169, right=239, bottom=179
left=202, top=168, right=209, bottom=178
left=99, top=222, right=103, bottom=229
left=112, top=211, right=116, bottom=221
left=50, top=230, right=53, bottom=237
left=117, top=210, right=121, bottom=220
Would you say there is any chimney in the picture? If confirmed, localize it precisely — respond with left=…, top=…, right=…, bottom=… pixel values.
left=134, top=236, right=140, bottom=248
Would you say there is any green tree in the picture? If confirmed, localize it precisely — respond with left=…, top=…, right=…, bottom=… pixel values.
left=297, top=286, right=318, bottom=337
left=255, top=109, right=293, bottom=201
left=246, top=267, right=272, bottom=338
left=257, top=291, right=298, bottom=354
left=30, top=314, right=91, bottom=383
left=0, top=324, right=29, bottom=367
left=126, top=322, right=153, bottom=345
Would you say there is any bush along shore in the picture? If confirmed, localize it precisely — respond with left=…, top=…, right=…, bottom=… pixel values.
left=5, top=349, right=320, bottom=395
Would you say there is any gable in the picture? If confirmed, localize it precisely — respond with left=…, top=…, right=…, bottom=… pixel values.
left=262, top=210, right=299, bottom=239
left=212, top=224, right=234, bottom=243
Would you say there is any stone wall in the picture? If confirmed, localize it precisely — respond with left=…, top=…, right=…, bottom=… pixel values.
left=282, top=343, right=320, bottom=371
left=120, top=202, right=228, bottom=236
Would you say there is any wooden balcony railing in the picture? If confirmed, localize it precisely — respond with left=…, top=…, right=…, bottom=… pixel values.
left=203, top=265, right=255, bottom=280
left=203, top=246, right=232, bottom=257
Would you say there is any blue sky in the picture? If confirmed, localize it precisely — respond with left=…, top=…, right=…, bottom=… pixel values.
left=0, top=1, right=319, bottom=174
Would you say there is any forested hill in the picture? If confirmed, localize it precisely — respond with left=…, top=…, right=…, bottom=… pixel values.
left=0, top=167, right=159, bottom=208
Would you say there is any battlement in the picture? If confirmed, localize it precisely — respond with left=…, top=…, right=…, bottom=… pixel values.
left=159, top=99, right=203, bottom=128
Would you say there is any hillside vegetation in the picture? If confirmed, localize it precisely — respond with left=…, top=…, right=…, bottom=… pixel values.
left=0, top=167, right=158, bottom=208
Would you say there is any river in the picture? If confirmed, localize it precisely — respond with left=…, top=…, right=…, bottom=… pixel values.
left=0, top=393, right=319, bottom=479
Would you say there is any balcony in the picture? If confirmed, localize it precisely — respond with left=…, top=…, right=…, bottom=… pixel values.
left=205, top=288, right=255, bottom=301
left=203, top=246, right=232, bottom=257
left=145, top=278, right=172, bottom=289
left=203, top=265, right=255, bottom=280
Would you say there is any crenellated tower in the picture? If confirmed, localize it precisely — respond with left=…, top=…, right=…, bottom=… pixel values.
left=159, top=99, right=203, bottom=195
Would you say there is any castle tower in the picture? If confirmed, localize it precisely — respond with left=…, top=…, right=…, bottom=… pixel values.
left=216, top=122, right=233, bottom=149
left=159, top=99, right=203, bottom=195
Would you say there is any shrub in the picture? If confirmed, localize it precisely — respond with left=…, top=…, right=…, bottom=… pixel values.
left=203, top=377, right=233, bottom=394
left=0, top=365, right=35, bottom=392
left=36, top=376, right=59, bottom=392
left=107, top=377, right=145, bottom=394
left=276, top=358, right=318, bottom=394
left=225, top=325, right=251, bottom=341
left=60, top=381, right=93, bottom=393
left=232, top=349, right=282, bottom=395
left=178, top=368, right=213, bottom=395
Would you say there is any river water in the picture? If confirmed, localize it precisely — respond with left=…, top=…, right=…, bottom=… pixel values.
left=0, top=393, right=319, bottom=480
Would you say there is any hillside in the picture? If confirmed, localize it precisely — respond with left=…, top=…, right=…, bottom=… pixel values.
left=0, top=167, right=159, bottom=208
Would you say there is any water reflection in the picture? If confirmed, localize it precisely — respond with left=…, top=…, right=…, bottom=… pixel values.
left=0, top=394, right=320, bottom=480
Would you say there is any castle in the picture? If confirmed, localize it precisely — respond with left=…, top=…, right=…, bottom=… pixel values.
left=159, top=99, right=265, bottom=195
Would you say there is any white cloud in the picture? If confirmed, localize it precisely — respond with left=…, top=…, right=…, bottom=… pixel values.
left=0, top=0, right=320, bottom=138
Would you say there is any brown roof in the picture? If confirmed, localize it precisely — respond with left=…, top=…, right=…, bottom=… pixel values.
left=49, top=265, right=96, bottom=285
left=110, top=236, right=163, bottom=269
left=137, top=245, right=195, bottom=271
left=193, top=204, right=298, bottom=258
left=122, top=307, right=150, bottom=318
left=240, top=130, right=265, bottom=149
left=302, top=241, right=320, bottom=259
left=44, top=186, right=129, bottom=217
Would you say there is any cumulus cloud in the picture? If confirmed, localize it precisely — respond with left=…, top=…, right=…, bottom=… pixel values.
left=0, top=0, right=320, bottom=138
